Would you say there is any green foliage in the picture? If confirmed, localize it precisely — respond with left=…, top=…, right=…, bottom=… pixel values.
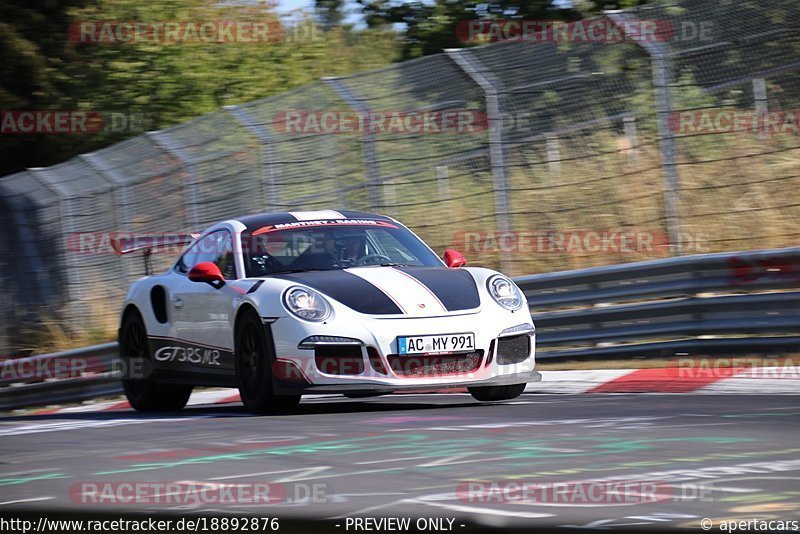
left=358, top=0, right=584, bottom=59
left=0, top=0, right=400, bottom=176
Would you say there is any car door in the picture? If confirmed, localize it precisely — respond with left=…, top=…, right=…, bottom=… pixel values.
left=168, top=229, right=238, bottom=372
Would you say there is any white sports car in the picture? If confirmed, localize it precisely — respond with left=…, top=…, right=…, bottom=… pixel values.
left=117, top=210, right=540, bottom=413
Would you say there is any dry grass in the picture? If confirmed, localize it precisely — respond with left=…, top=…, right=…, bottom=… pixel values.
left=14, top=300, right=118, bottom=356
left=404, top=127, right=800, bottom=277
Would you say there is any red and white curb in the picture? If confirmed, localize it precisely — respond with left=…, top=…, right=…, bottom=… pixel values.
left=21, top=366, right=799, bottom=415
left=530, top=366, right=800, bottom=394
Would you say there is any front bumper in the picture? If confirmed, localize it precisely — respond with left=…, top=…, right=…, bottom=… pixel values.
left=274, top=369, right=542, bottom=395
left=270, top=311, right=537, bottom=395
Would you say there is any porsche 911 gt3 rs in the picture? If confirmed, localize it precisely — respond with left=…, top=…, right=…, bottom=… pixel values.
left=116, top=210, right=540, bottom=413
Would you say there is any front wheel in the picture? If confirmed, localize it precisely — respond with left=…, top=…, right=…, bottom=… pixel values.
left=468, top=383, right=526, bottom=402
left=235, top=310, right=301, bottom=414
left=119, top=309, right=192, bottom=412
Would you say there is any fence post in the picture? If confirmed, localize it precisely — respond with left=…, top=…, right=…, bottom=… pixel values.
left=81, top=153, right=138, bottom=284
left=0, top=182, right=52, bottom=310
left=323, top=77, right=382, bottom=210
left=623, top=116, right=638, bottom=165
left=146, top=131, right=203, bottom=229
left=606, top=10, right=682, bottom=256
left=436, top=165, right=451, bottom=201
left=753, top=78, right=769, bottom=139
left=225, top=105, right=281, bottom=209
left=447, top=48, right=512, bottom=273
left=30, top=168, right=87, bottom=321
left=545, top=133, right=561, bottom=177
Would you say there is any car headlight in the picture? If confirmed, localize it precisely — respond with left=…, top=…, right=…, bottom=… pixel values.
left=283, top=286, right=332, bottom=322
left=487, top=275, right=524, bottom=311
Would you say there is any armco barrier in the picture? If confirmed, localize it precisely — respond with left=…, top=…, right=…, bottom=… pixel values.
left=1, top=247, right=799, bottom=410
left=519, top=246, right=800, bottom=359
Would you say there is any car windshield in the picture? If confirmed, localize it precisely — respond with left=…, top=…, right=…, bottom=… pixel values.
left=241, top=221, right=443, bottom=277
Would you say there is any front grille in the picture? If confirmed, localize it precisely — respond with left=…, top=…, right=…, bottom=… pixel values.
left=387, top=351, right=483, bottom=377
left=315, top=345, right=365, bottom=375
left=496, top=334, right=530, bottom=365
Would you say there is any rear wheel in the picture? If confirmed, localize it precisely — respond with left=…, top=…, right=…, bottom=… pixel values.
left=468, top=383, right=526, bottom=402
left=235, top=310, right=301, bottom=414
left=120, top=309, right=192, bottom=412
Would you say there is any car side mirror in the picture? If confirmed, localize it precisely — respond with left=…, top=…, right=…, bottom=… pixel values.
left=189, top=262, right=225, bottom=288
left=443, top=249, right=467, bottom=268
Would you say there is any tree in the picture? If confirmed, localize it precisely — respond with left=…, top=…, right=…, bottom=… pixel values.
left=0, top=0, right=400, bottom=177
left=357, top=0, right=583, bottom=59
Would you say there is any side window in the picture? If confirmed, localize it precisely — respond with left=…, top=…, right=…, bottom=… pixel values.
left=175, top=230, right=236, bottom=278
left=213, top=232, right=236, bottom=279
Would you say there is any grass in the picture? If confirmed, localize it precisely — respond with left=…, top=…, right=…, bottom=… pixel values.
left=13, top=301, right=118, bottom=356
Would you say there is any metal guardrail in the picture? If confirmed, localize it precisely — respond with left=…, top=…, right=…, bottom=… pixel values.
left=1, top=247, right=799, bottom=410
left=0, top=343, right=121, bottom=410
left=520, top=246, right=800, bottom=359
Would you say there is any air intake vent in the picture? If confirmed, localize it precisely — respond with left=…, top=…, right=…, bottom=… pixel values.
left=496, top=334, right=530, bottom=365
left=315, top=346, right=365, bottom=375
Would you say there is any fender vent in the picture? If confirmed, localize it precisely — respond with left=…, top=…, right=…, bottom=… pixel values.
left=150, top=286, right=168, bottom=324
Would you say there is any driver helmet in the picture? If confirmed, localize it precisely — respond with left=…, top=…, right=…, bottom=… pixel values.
left=325, top=230, right=366, bottom=263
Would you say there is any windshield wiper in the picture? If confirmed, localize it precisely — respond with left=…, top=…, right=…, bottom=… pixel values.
left=266, top=268, right=330, bottom=275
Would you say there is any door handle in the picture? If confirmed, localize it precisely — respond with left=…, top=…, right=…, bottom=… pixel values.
left=172, top=297, right=184, bottom=310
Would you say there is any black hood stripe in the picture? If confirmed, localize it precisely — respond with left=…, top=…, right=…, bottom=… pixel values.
left=395, top=267, right=481, bottom=312
left=272, top=270, right=403, bottom=315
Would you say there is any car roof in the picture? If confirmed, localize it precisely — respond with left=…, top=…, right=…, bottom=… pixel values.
left=235, top=210, right=395, bottom=232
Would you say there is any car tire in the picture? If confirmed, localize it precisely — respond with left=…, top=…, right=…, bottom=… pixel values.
left=119, top=309, right=192, bottom=412
left=467, top=383, right=526, bottom=402
left=235, top=310, right=301, bottom=414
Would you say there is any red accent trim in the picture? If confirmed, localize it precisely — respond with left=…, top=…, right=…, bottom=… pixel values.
left=273, top=358, right=312, bottom=384
left=387, top=352, right=485, bottom=378
left=588, top=367, right=744, bottom=393
left=484, top=339, right=495, bottom=367
left=367, top=346, right=388, bottom=375
left=220, top=392, right=242, bottom=404
left=252, top=220, right=398, bottom=235
left=397, top=388, right=469, bottom=394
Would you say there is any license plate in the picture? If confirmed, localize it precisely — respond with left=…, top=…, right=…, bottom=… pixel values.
left=397, top=333, right=475, bottom=355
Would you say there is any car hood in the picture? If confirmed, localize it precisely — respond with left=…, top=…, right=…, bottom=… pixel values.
left=272, top=266, right=481, bottom=316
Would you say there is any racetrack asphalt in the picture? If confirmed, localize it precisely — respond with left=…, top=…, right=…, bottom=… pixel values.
left=1, top=393, right=799, bottom=531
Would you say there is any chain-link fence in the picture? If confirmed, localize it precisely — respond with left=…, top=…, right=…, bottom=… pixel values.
left=1, top=0, right=799, bottom=352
